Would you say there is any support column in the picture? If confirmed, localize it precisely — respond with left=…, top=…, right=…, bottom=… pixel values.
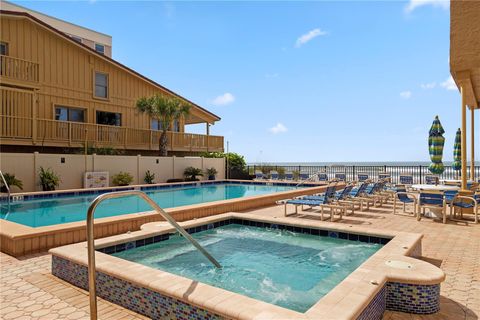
left=461, top=87, right=468, bottom=190
left=470, top=107, right=475, bottom=181
left=206, top=122, right=210, bottom=152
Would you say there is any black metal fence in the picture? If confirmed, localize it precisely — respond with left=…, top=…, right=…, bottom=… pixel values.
left=246, top=165, right=480, bottom=184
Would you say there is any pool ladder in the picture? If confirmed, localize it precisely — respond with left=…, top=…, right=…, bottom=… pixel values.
left=0, top=171, right=11, bottom=213
left=86, top=190, right=221, bottom=320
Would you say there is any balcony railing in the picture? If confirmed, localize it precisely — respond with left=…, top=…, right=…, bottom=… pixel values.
left=0, top=116, right=224, bottom=152
left=0, top=55, right=39, bottom=83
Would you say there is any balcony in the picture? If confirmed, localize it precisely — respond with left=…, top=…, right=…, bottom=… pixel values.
left=0, top=55, right=39, bottom=85
left=0, top=116, right=224, bottom=153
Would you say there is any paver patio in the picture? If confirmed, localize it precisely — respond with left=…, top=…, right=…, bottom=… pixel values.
left=1, top=200, right=478, bottom=319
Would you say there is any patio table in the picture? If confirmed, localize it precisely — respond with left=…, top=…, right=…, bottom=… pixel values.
left=411, top=184, right=460, bottom=191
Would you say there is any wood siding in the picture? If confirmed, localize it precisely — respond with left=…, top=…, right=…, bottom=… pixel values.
left=0, top=14, right=223, bottom=152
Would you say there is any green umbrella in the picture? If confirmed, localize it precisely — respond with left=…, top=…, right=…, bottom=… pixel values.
left=428, top=115, right=445, bottom=175
left=452, top=128, right=461, bottom=171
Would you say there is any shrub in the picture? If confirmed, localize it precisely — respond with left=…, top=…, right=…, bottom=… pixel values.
left=144, top=170, right=155, bottom=184
left=39, top=167, right=60, bottom=191
left=112, top=172, right=134, bottom=186
left=205, top=167, right=218, bottom=180
left=184, top=167, right=203, bottom=181
left=0, top=173, right=23, bottom=192
left=201, top=152, right=246, bottom=171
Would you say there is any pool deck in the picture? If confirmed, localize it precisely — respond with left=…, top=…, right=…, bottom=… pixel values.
left=1, top=201, right=479, bottom=319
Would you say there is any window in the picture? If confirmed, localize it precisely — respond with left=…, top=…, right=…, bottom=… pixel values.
left=55, top=106, right=85, bottom=122
left=94, top=72, right=108, bottom=98
left=0, top=42, right=8, bottom=56
left=96, top=111, right=121, bottom=126
left=151, top=119, right=164, bottom=131
left=95, top=43, right=105, bottom=55
left=70, top=35, right=82, bottom=43
left=173, top=120, right=180, bottom=132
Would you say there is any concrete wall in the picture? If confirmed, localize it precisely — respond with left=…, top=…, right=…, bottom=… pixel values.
left=0, top=153, right=225, bottom=192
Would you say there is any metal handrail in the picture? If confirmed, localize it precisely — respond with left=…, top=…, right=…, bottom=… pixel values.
left=0, top=171, right=11, bottom=213
left=87, top=190, right=221, bottom=320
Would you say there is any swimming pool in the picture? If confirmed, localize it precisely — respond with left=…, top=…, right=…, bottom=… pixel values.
left=1, top=183, right=302, bottom=227
left=112, top=223, right=382, bottom=312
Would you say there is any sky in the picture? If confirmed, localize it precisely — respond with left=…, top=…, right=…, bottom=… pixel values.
left=10, top=0, right=478, bottom=163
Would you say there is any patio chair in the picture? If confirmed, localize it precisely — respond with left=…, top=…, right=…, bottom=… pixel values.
left=449, top=194, right=479, bottom=223
left=399, top=174, right=413, bottom=184
left=334, top=173, right=346, bottom=182
left=270, top=170, right=279, bottom=181
left=254, top=170, right=264, bottom=180
left=425, top=175, right=439, bottom=185
left=357, top=173, right=369, bottom=182
left=418, top=191, right=447, bottom=223
left=317, top=172, right=328, bottom=182
left=284, top=171, right=294, bottom=181
left=393, top=187, right=418, bottom=218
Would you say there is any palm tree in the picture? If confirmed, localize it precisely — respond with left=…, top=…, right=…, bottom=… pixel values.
left=136, top=94, right=190, bottom=156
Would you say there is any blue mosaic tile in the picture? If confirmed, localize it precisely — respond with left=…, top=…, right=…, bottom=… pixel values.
left=52, top=256, right=224, bottom=320
left=356, top=286, right=386, bottom=320
left=386, top=282, right=440, bottom=314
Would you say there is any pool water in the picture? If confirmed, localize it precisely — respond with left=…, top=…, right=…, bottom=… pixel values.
left=1, top=183, right=300, bottom=228
left=112, top=224, right=382, bottom=312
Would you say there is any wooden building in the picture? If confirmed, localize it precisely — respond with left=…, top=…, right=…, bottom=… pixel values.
left=0, top=9, right=223, bottom=155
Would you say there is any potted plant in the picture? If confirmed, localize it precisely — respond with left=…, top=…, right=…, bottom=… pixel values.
left=183, top=167, right=203, bottom=181
left=0, top=173, right=23, bottom=192
left=112, top=172, right=134, bottom=186
left=205, top=167, right=218, bottom=180
left=144, top=170, right=155, bottom=184
left=39, top=167, right=60, bottom=191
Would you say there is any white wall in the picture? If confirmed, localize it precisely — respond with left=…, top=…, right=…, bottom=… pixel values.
left=0, top=152, right=225, bottom=192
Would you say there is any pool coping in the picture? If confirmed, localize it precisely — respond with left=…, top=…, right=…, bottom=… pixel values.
left=49, top=212, right=445, bottom=320
left=0, top=180, right=334, bottom=256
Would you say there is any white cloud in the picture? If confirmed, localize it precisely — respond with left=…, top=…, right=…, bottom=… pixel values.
left=269, top=123, right=288, bottom=134
left=400, top=91, right=412, bottom=99
left=211, top=93, right=235, bottom=106
left=440, top=76, right=457, bottom=91
left=420, top=82, right=436, bottom=89
left=295, top=28, right=328, bottom=48
left=405, top=0, right=449, bottom=13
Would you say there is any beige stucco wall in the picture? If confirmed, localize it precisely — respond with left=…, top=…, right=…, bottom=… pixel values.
left=0, top=153, right=225, bottom=192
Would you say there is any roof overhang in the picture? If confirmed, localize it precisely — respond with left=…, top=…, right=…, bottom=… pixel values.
left=450, top=1, right=480, bottom=109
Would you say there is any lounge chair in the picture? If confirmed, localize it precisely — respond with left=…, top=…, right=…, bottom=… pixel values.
left=399, top=174, right=414, bottom=185
left=418, top=191, right=447, bottom=223
left=334, top=173, right=346, bottom=182
left=317, top=172, right=328, bottom=182
left=299, top=172, right=310, bottom=181
left=378, top=172, right=391, bottom=182
left=254, top=170, right=264, bottom=180
left=357, top=173, right=369, bottom=182
left=393, top=187, right=418, bottom=218
left=284, top=171, right=294, bottom=181
left=284, top=184, right=344, bottom=221
left=425, top=175, right=439, bottom=185
left=357, top=181, right=390, bottom=206
left=270, top=170, right=279, bottom=181
left=338, top=182, right=370, bottom=211
left=449, top=194, right=479, bottom=223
